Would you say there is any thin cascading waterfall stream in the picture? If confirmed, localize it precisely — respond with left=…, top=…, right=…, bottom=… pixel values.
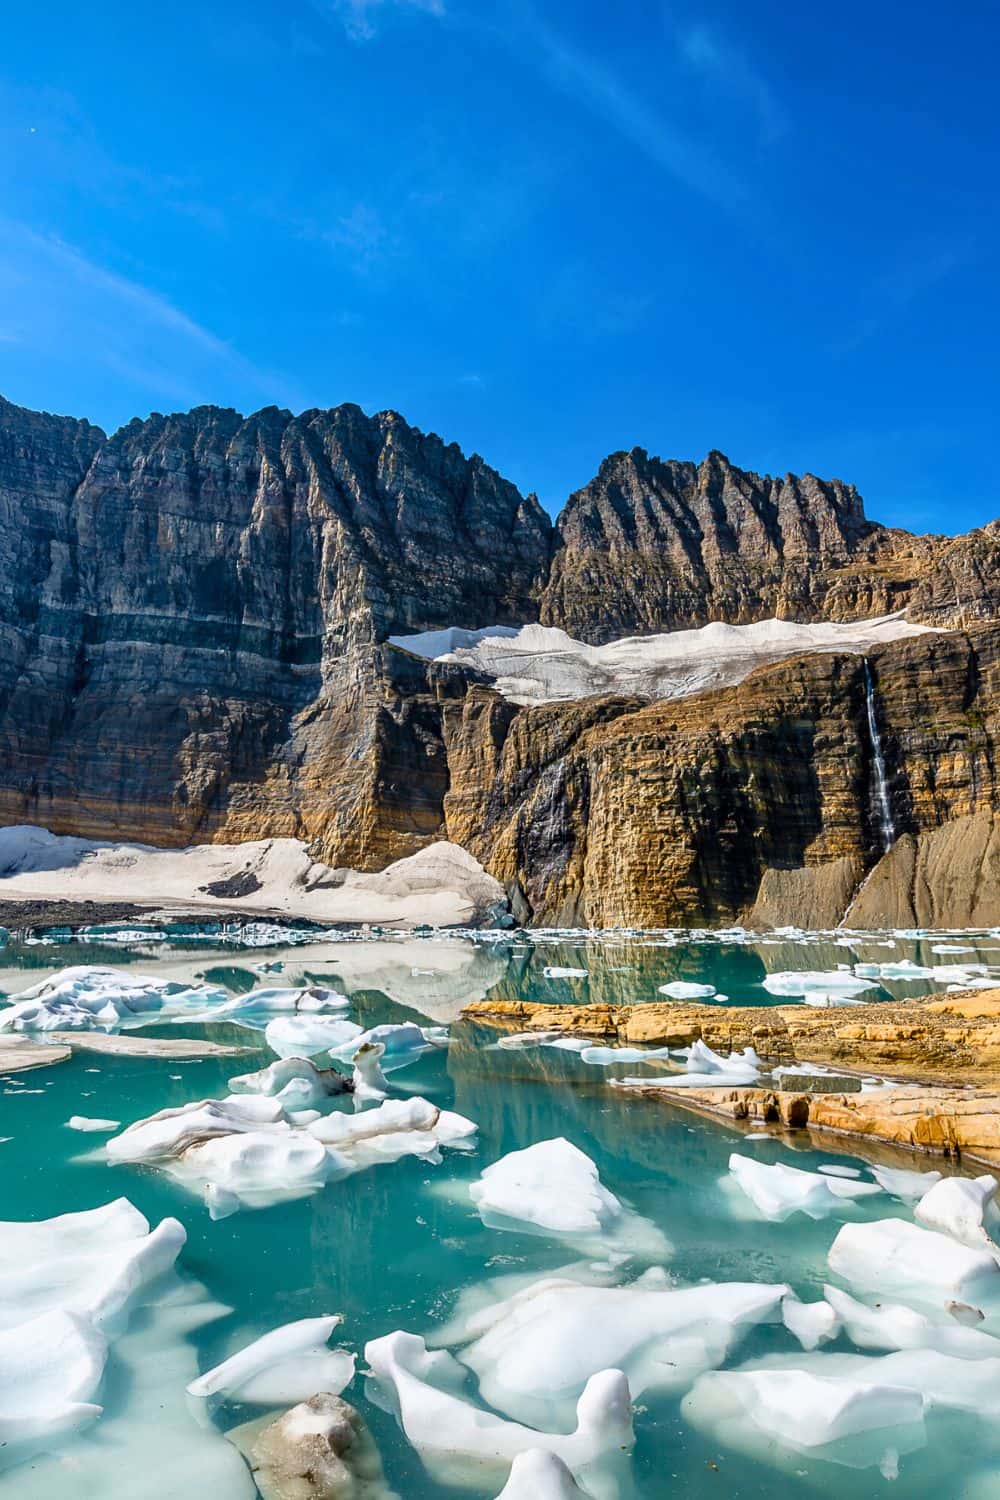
left=862, top=657, right=895, bottom=852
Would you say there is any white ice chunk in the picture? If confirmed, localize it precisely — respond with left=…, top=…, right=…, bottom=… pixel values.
left=352, top=1043, right=390, bottom=1102
left=762, top=971, right=878, bottom=998
left=684, top=1365, right=924, bottom=1454
left=782, top=1295, right=840, bottom=1350
left=870, top=1165, right=944, bottom=1203
left=365, top=1330, right=632, bottom=1484
left=107, top=1095, right=293, bottom=1164
left=178, top=1130, right=336, bottom=1214
left=829, top=1218, right=1000, bottom=1299
left=228, top=1056, right=348, bottom=1110
left=67, top=1116, right=121, bottom=1133
left=470, top=1139, right=622, bottom=1237
left=495, top=1450, right=590, bottom=1498
left=455, top=1276, right=788, bottom=1427
left=658, top=981, right=716, bottom=999
left=543, top=967, right=588, bottom=978
left=0, top=1309, right=106, bottom=1459
left=187, top=1315, right=355, bottom=1405
left=727, top=1154, right=882, bottom=1221
left=0, top=1208, right=185, bottom=1333
left=824, top=1284, right=1000, bottom=1358
left=914, top=1174, right=999, bottom=1251
left=265, top=1015, right=364, bottom=1059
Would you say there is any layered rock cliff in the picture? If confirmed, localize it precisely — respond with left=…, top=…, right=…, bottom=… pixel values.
left=1, top=390, right=998, bottom=927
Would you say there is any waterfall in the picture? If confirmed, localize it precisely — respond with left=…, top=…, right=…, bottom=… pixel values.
left=863, top=658, right=895, bottom=851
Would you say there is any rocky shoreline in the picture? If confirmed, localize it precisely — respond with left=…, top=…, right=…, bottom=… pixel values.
left=461, top=989, right=1000, bottom=1167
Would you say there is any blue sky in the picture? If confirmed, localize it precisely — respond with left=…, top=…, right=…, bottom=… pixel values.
left=1, top=0, right=996, bottom=531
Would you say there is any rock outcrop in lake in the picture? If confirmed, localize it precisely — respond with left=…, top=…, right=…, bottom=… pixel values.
left=2, top=390, right=999, bottom=926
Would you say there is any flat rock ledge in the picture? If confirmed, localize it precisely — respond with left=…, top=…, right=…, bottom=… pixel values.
left=0, top=1031, right=250, bottom=1074
left=461, top=989, right=1000, bottom=1168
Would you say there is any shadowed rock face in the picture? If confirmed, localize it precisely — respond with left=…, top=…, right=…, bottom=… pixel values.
left=0, top=398, right=549, bottom=860
left=1, top=390, right=1000, bottom=925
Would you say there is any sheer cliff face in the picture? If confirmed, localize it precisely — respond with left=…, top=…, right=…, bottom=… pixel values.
left=0, top=398, right=549, bottom=857
left=540, top=447, right=941, bottom=643
left=2, top=390, right=999, bottom=927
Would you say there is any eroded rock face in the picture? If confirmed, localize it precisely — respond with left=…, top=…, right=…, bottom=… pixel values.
left=3, top=392, right=1000, bottom=924
left=0, top=398, right=548, bottom=862
left=538, top=447, right=943, bottom=643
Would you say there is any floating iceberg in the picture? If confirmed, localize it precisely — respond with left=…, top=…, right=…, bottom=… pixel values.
left=468, top=1138, right=667, bottom=1258
left=365, top=1330, right=632, bottom=1488
left=683, top=1363, right=925, bottom=1463
left=782, top=1294, right=840, bottom=1350
left=761, top=972, right=878, bottom=999
left=824, top=1284, right=1000, bottom=1358
left=109, top=1091, right=477, bottom=1214
left=0, top=1198, right=188, bottom=1476
left=543, top=966, right=588, bottom=979
left=914, top=1174, right=999, bottom=1252
left=658, top=981, right=716, bottom=999
left=67, top=1115, right=121, bottom=1132
left=265, top=1015, right=364, bottom=1059
left=450, top=1272, right=788, bottom=1428
left=495, top=1450, right=590, bottom=1498
left=870, top=1165, right=944, bottom=1203
left=0, top=1309, right=106, bottom=1457
left=187, top=1314, right=355, bottom=1405
left=828, top=1218, right=1000, bottom=1300
left=616, top=1041, right=761, bottom=1090
left=0, top=966, right=224, bottom=1033
left=727, top=1154, right=882, bottom=1222
left=228, top=1056, right=350, bottom=1109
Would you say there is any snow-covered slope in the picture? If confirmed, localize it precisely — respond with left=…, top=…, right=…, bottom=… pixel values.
left=0, top=827, right=504, bottom=928
left=389, top=614, right=938, bottom=705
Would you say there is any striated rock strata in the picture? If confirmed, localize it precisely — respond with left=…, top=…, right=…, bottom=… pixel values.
left=4, top=391, right=1000, bottom=926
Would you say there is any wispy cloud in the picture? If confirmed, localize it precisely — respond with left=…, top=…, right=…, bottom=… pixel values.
left=511, top=7, right=749, bottom=208
left=322, top=0, right=444, bottom=43
left=679, top=22, right=787, bottom=146
left=0, top=218, right=300, bottom=414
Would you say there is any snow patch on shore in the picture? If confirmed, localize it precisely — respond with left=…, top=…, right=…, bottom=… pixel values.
left=0, top=826, right=504, bottom=928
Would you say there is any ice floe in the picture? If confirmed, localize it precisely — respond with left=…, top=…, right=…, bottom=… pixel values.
left=828, top=1218, right=1000, bottom=1300
left=0, top=1198, right=189, bottom=1476
left=468, top=1138, right=668, bottom=1258
left=0, top=965, right=224, bottom=1032
left=658, top=981, right=716, bottom=999
left=446, top=1271, right=789, bottom=1428
left=761, top=971, right=878, bottom=999
left=869, top=1165, right=944, bottom=1202
left=187, top=1314, right=355, bottom=1405
left=781, top=1295, right=840, bottom=1350
left=109, top=1091, right=477, bottom=1214
left=615, top=1040, right=762, bottom=1090
left=683, top=1362, right=926, bottom=1469
left=726, top=1154, right=882, bottom=1221
left=914, top=1173, right=999, bottom=1251
left=228, top=1055, right=350, bottom=1109
left=543, top=966, right=588, bottom=979
left=365, top=1329, right=633, bottom=1491
left=265, top=1015, right=364, bottom=1059
left=823, top=1284, right=1000, bottom=1358
left=352, top=1042, right=390, bottom=1102
left=67, top=1115, right=121, bottom=1132
left=495, top=1449, right=591, bottom=1498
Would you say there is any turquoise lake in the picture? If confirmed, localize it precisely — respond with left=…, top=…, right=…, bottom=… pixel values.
left=4, top=924, right=1000, bottom=1498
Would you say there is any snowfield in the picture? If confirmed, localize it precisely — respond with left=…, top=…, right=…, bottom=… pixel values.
left=389, top=614, right=938, bottom=705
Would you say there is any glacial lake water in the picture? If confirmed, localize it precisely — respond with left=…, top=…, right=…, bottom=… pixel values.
left=4, top=923, right=1000, bottom=1498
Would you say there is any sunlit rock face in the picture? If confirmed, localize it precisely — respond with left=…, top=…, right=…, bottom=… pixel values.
left=4, top=391, right=1000, bottom=927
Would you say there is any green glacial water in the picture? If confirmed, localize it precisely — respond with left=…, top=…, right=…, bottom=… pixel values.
left=4, top=925, right=1000, bottom=1497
